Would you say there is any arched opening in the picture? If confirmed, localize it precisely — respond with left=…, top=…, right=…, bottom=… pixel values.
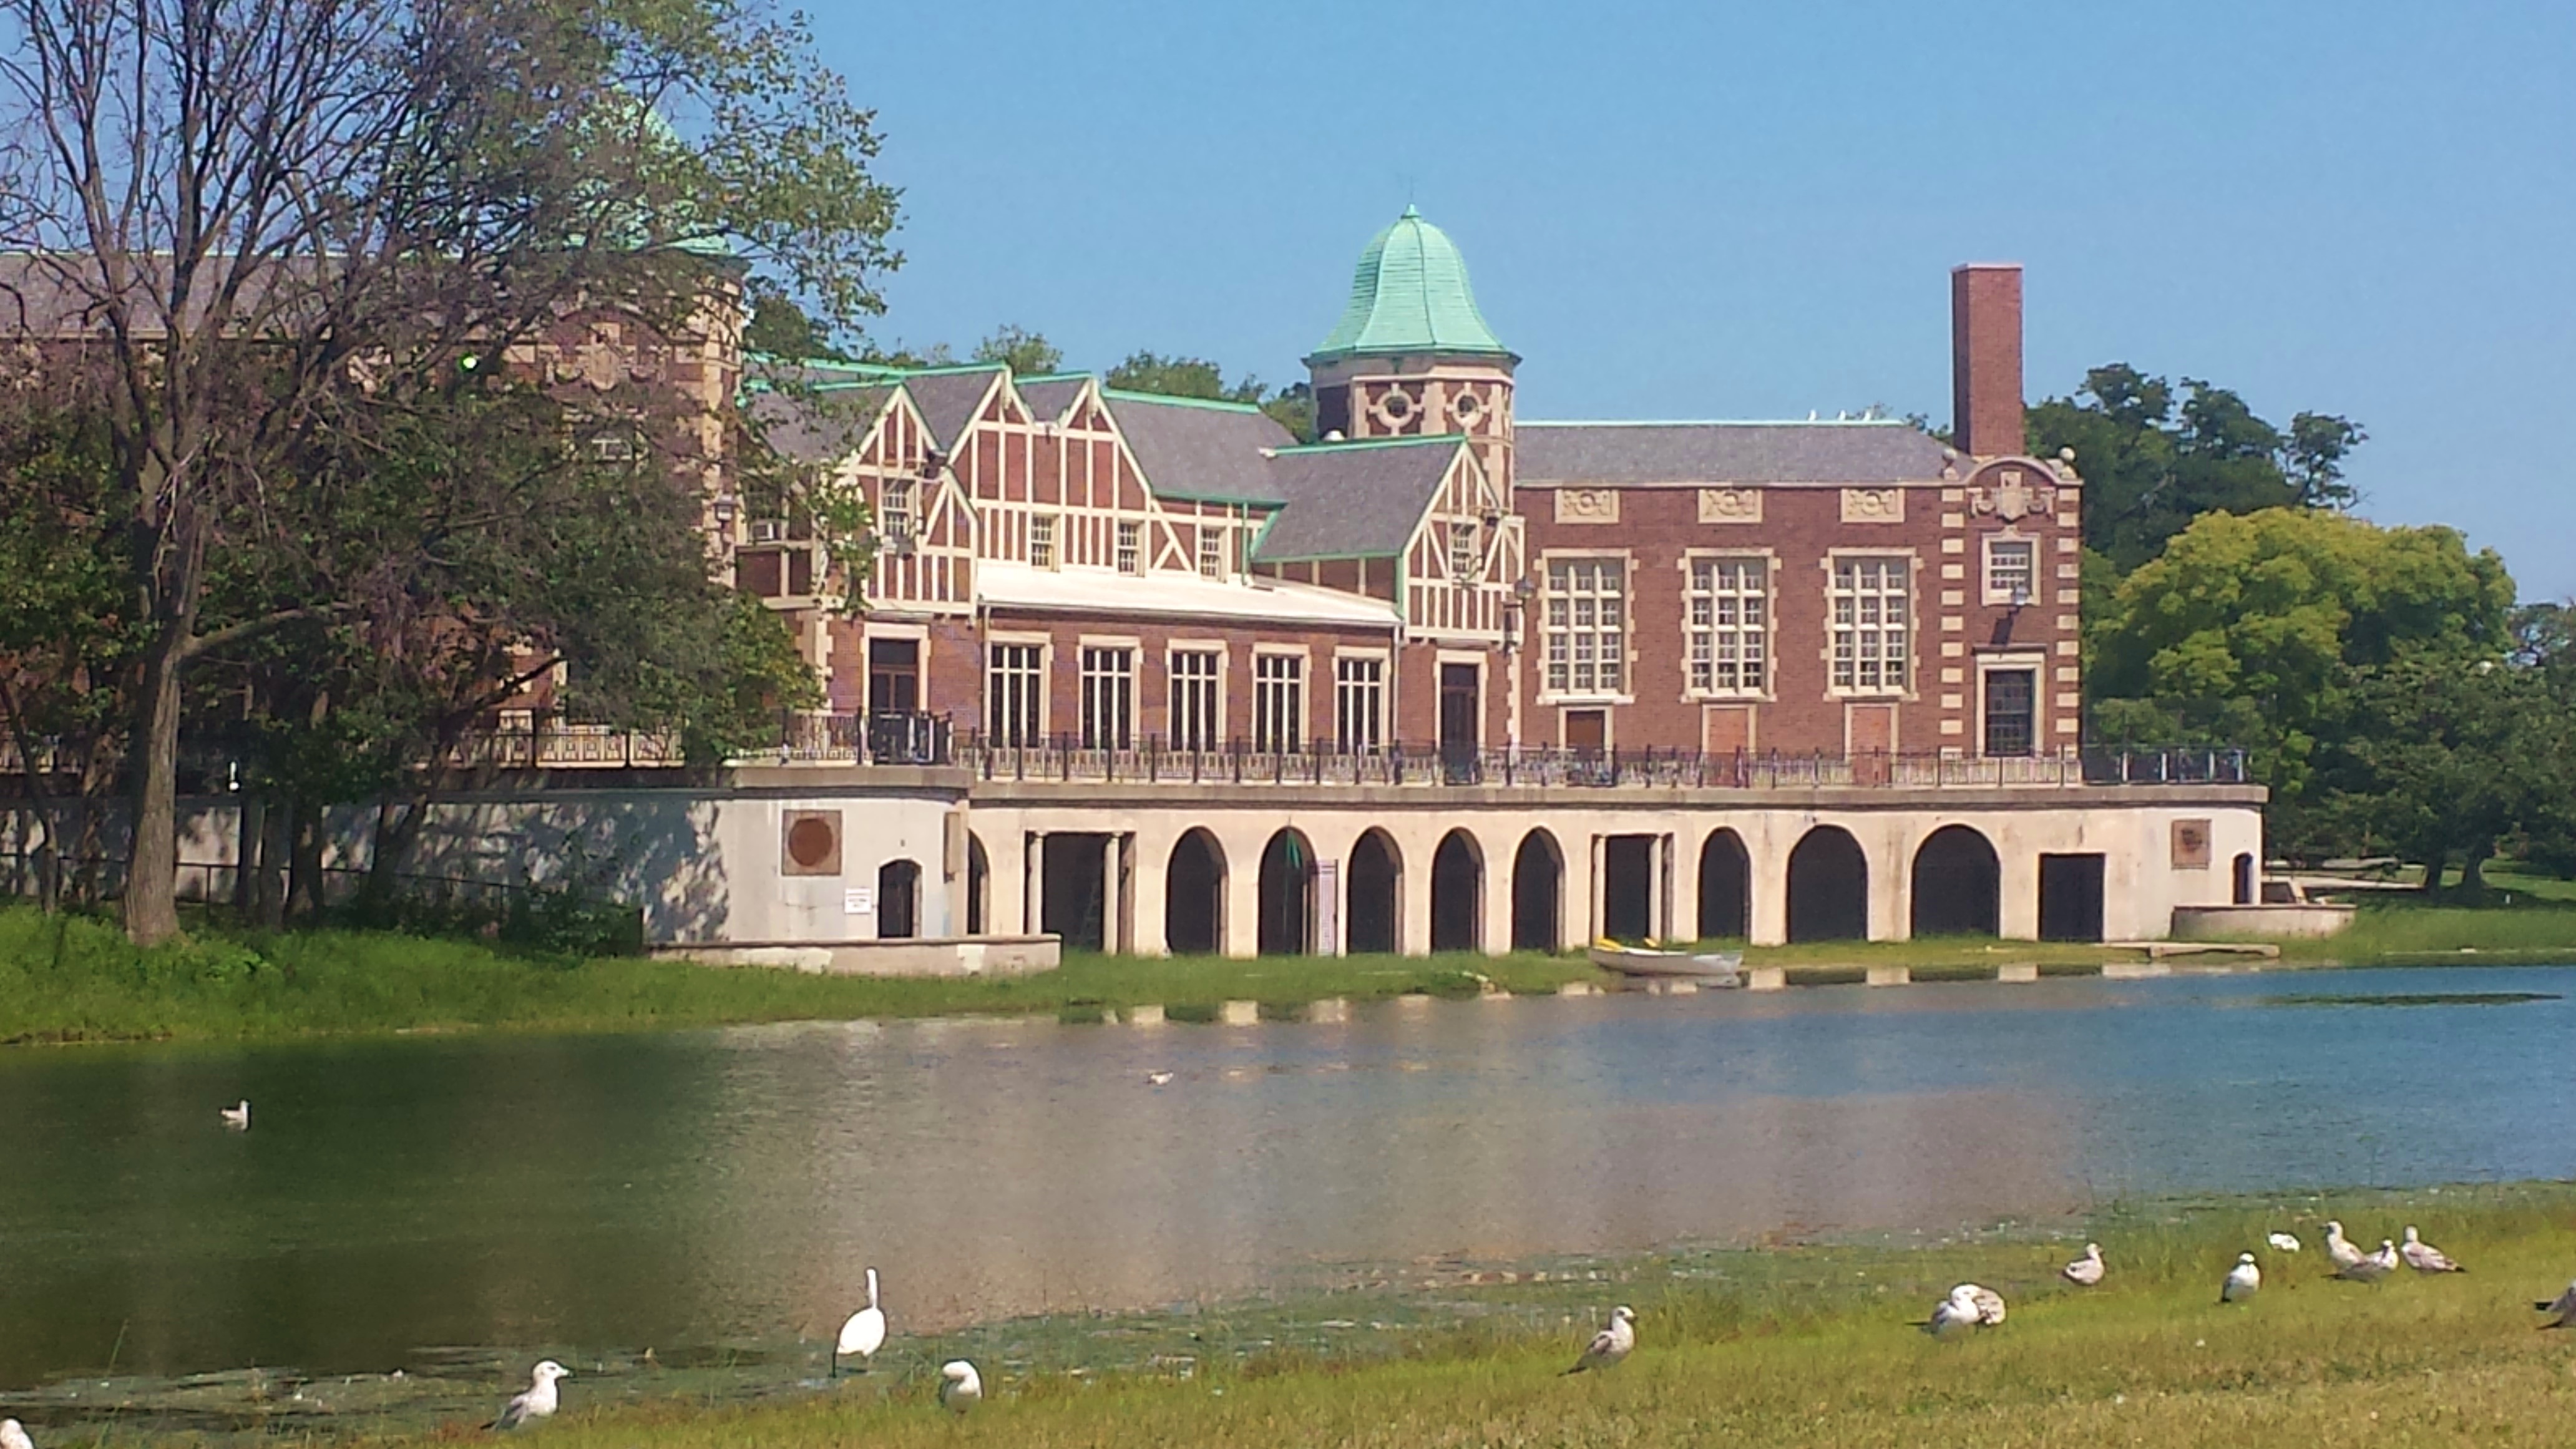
left=1346, top=830, right=1400, bottom=955
left=1257, top=829, right=1315, bottom=956
left=1697, top=829, right=1750, bottom=940
left=2232, top=852, right=2256, bottom=905
left=1431, top=829, right=1482, bottom=952
left=966, top=833, right=989, bottom=936
left=1910, top=826, right=1999, bottom=937
left=1787, top=826, right=1869, bottom=943
left=1042, top=833, right=1112, bottom=952
left=1165, top=829, right=1225, bottom=955
left=1511, top=829, right=1564, bottom=952
left=1601, top=836, right=1656, bottom=942
left=877, top=859, right=922, bottom=940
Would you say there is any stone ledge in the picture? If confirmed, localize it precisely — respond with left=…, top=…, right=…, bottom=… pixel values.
left=650, top=934, right=1056, bottom=977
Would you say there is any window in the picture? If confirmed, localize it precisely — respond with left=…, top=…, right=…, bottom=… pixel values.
left=1830, top=556, right=1910, bottom=693
left=1079, top=646, right=1134, bottom=749
left=1169, top=650, right=1221, bottom=750
left=1450, top=520, right=1479, bottom=581
left=1253, top=654, right=1304, bottom=753
left=1334, top=656, right=1384, bottom=753
left=879, top=479, right=914, bottom=544
left=1030, top=514, right=1056, bottom=569
left=1197, top=528, right=1225, bottom=579
left=1984, top=535, right=2036, bottom=605
left=1116, top=520, right=1141, bottom=575
left=986, top=643, right=1043, bottom=746
left=1686, top=557, right=1768, bottom=695
left=1983, top=668, right=2036, bottom=757
left=1543, top=558, right=1626, bottom=696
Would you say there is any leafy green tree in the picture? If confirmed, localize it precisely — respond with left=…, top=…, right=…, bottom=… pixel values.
left=2027, top=364, right=2364, bottom=572
left=974, top=326, right=1063, bottom=376
left=2089, top=508, right=2515, bottom=853
left=2329, top=654, right=2575, bottom=896
left=744, top=296, right=848, bottom=361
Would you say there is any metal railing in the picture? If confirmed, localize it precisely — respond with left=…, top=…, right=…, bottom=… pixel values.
left=449, top=724, right=686, bottom=769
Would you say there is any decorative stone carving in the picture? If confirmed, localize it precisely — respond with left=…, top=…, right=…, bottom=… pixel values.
left=2171, top=818, right=2212, bottom=869
left=1840, top=487, right=1904, bottom=523
left=1554, top=488, right=1620, bottom=524
left=1697, top=487, right=1762, bottom=524
left=1971, top=466, right=2057, bottom=522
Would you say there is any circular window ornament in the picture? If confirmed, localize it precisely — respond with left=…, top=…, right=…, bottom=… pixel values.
left=1451, top=391, right=1481, bottom=424
left=1377, top=389, right=1413, bottom=422
left=786, top=816, right=838, bottom=869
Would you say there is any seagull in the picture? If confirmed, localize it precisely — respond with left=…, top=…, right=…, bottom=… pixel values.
left=2338, top=1240, right=2397, bottom=1283
left=2267, top=1232, right=2302, bottom=1253
left=2324, top=1220, right=2365, bottom=1271
left=2062, top=1242, right=2105, bottom=1287
left=833, top=1267, right=887, bottom=1376
left=2222, top=1252, right=2261, bottom=1304
left=1144, top=1070, right=1174, bottom=1087
left=937, top=1359, right=983, bottom=1414
left=2, top=1417, right=34, bottom=1449
left=1926, top=1285, right=1996, bottom=1338
left=1562, top=1305, right=1636, bottom=1374
left=494, top=1360, right=569, bottom=1430
left=1966, top=1284, right=2007, bottom=1326
left=219, top=1100, right=250, bottom=1131
left=2400, top=1226, right=2464, bottom=1274
left=2535, top=1280, right=2576, bottom=1329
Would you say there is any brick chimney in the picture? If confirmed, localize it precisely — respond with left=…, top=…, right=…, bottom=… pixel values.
left=1950, top=263, right=2024, bottom=458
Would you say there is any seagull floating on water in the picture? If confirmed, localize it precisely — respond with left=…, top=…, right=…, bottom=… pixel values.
left=494, top=1360, right=568, bottom=1430
left=2, top=1416, right=35, bottom=1449
left=2535, top=1280, right=2576, bottom=1329
left=834, top=1267, right=887, bottom=1377
left=2266, top=1232, right=2302, bottom=1253
left=2222, top=1252, right=2261, bottom=1304
left=1144, top=1070, right=1174, bottom=1087
left=2400, top=1226, right=2464, bottom=1274
left=2062, top=1242, right=2105, bottom=1287
left=2324, top=1220, right=2364, bottom=1271
left=1562, top=1305, right=1636, bottom=1374
left=938, top=1359, right=983, bottom=1413
left=219, top=1100, right=250, bottom=1131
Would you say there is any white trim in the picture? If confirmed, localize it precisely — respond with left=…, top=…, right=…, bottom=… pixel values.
left=1678, top=547, right=1775, bottom=703
left=1556, top=703, right=1614, bottom=751
left=1973, top=651, right=2048, bottom=759
left=1820, top=548, right=1919, bottom=701
left=1979, top=529, right=2041, bottom=607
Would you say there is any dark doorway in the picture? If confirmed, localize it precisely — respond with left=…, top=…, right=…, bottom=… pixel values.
left=1440, top=663, right=1480, bottom=783
left=1697, top=829, right=1750, bottom=940
left=1042, top=833, right=1112, bottom=952
left=1347, top=830, right=1400, bottom=955
left=966, top=834, right=988, bottom=935
left=1982, top=668, right=2036, bottom=758
left=869, top=637, right=920, bottom=715
left=1166, top=829, right=1224, bottom=955
left=1257, top=829, right=1315, bottom=955
left=1602, top=835, right=1656, bottom=942
left=2232, top=852, right=2256, bottom=905
left=1432, top=830, right=1481, bottom=951
left=1787, top=826, right=1868, bottom=943
left=2040, top=853, right=2106, bottom=942
left=1910, top=826, right=1999, bottom=937
left=877, top=859, right=920, bottom=940
left=1511, top=830, right=1563, bottom=952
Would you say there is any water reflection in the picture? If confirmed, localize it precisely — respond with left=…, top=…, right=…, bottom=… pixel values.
left=1, top=967, right=2570, bottom=1392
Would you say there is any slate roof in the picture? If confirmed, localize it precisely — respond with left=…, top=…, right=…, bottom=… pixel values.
left=1015, top=374, right=1089, bottom=423
left=1515, top=421, right=1950, bottom=487
left=900, top=366, right=1004, bottom=452
left=1252, top=437, right=1463, bottom=562
left=1099, top=391, right=1296, bottom=503
left=744, top=384, right=894, bottom=466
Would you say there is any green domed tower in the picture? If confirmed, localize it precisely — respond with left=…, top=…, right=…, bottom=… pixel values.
left=1305, top=206, right=1518, bottom=495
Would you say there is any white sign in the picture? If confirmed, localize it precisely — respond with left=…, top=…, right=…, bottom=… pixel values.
left=844, top=886, right=875, bottom=915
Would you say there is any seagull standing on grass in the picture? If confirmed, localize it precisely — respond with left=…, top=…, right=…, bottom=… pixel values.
left=219, top=1100, right=250, bottom=1131
left=2535, top=1281, right=2576, bottom=1329
left=2062, top=1243, right=2105, bottom=1287
left=2324, top=1221, right=2364, bottom=1272
left=3, top=1416, right=36, bottom=1449
left=1926, top=1285, right=1995, bottom=1337
left=937, top=1360, right=983, bottom=1413
left=1562, top=1306, right=1636, bottom=1373
left=2222, top=1252, right=2261, bottom=1304
left=2400, top=1227, right=2464, bottom=1274
left=2267, top=1232, right=2302, bottom=1253
left=834, top=1267, right=887, bottom=1377
left=494, top=1360, right=568, bottom=1430
left=2339, top=1241, right=2397, bottom=1283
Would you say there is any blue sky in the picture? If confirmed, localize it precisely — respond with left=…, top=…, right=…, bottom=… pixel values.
left=805, top=0, right=2576, bottom=598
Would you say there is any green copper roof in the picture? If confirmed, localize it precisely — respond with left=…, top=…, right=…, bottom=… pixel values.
left=1307, top=206, right=1511, bottom=364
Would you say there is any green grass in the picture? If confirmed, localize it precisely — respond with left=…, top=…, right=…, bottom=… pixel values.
left=308, top=1184, right=2576, bottom=1449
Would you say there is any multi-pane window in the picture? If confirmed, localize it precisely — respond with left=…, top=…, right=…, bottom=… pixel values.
left=985, top=643, right=1043, bottom=746
left=1079, top=646, right=1134, bottom=750
left=1253, top=654, right=1304, bottom=753
left=1197, top=528, right=1225, bottom=579
left=879, top=479, right=914, bottom=544
left=1830, top=555, right=1910, bottom=693
left=1983, top=668, right=2036, bottom=758
left=1334, top=656, right=1385, bottom=753
left=1543, top=558, right=1626, bottom=696
left=1984, top=536, right=2035, bottom=605
left=1450, top=520, right=1479, bottom=580
left=1686, top=557, right=1769, bottom=695
left=1029, top=514, right=1056, bottom=569
left=1168, top=650, right=1221, bottom=750
left=1115, top=520, right=1141, bottom=575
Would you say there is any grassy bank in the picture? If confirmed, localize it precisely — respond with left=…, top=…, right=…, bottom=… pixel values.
left=318, top=1185, right=2576, bottom=1449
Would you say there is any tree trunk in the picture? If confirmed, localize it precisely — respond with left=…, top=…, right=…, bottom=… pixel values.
left=2458, top=844, right=2494, bottom=903
left=286, top=803, right=325, bottom=922
left=255, top=804, right=289, bottom=930
left=235, top=794, right=267, bottom=921
left=122, top=627, right=190, bottom=944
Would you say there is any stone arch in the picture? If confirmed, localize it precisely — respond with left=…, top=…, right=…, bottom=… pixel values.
left=1431, top=829, right=1483, bottom=952
left=1910, top=824, right=1999, bottom=937
left=1697, top=828, right=1751, bottom=940
left=966, top=832, right=990, bottom=936
left=877, top=858, right=921, bottom=940
left=1786, top=826, right=1869, bottom=943
left=1347, top=829, right=1402, bottom=955
left=1166, top=828, right=1226, bottom=955
left=1257, top=828, right=1316, bottom=956
left=1510, top=829, right=1564, bottom=953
